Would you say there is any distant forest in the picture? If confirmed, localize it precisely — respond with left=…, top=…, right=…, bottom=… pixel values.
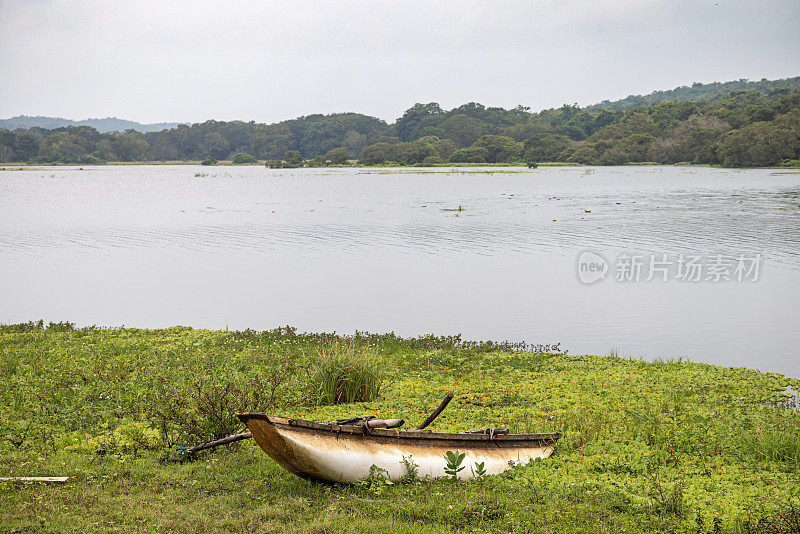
left=1, top=77, right=799, bottom=168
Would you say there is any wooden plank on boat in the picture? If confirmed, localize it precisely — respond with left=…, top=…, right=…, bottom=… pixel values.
left=0, top=477, right=69, bottom=483
left=252, top=415, right=559, bottom=441
left=364, top=418, right=404, bottom=429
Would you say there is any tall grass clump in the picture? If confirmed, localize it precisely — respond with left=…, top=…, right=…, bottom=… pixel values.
left=740, top=427, right=800, bottom=470
left=309, top=342, right=383, bottom=404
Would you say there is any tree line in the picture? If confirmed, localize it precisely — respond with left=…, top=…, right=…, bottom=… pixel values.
left=1, top=83, right=799, bottom=168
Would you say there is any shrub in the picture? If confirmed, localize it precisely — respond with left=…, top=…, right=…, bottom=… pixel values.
left=359, top=142, right=391, bottom=165
left=232, top=152, right=258, bottom=164
left=307, top=155, right=326, bottom=167
left=201, top=158, right=217, bottom=166
left=422, top=155, right=444, bottom=166
left=148, top=369, right=296, bottom=443
left=78, top=152, right=105, bottom=165
left=450, top=146, right=488, bottom=163
left=283, top=150, right=304, bottom=167
left=325, top=147, right=350, bottom=165
left=0, top=320, right=77, bottom=334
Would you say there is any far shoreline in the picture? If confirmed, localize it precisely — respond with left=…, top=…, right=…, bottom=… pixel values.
left=2, top=161, right=799, bottom=170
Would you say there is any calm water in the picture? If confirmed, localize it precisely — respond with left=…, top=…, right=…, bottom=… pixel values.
left=1, top=165, right=799, bottom=376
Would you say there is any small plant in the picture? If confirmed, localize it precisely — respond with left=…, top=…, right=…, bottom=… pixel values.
left=444, top=450, right=466, bottom=481
left=400, top=455, right=420, bottom=483
left=356, top=465, right=394, bottom=496
left=644, top=468, right=685, bottom=517
left=471, top=461, right=487, bottom=480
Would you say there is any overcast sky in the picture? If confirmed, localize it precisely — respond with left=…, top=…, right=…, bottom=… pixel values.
left=1, top=0, right=798, bottom=125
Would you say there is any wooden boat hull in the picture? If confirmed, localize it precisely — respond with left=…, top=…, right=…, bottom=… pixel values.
left=237, top=413, right=560, bottom=483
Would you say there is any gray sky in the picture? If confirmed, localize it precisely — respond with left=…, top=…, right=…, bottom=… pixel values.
left=1, top=0, right=798, bottom=124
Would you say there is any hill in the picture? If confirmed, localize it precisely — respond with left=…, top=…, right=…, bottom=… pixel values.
left=0, top=115, right=181, bottom=133
left=588, top=76, right=800, bottom=111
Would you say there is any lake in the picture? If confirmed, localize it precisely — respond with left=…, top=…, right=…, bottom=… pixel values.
left=1, top=165, right=799, bottom=376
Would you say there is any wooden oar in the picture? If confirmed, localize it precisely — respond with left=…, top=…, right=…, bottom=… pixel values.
left=170, top=431, right=253, bottom=460
left=0, top=477, right=68, bottom=483
left=416, top=393, right=454, bottom=429
left=184, top=432, right=253, bottom=453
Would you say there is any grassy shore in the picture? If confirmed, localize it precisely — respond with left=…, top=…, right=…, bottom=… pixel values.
left=1, top=324, right=799, bottom=533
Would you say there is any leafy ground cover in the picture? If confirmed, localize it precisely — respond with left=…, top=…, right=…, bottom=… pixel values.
left=1, top=323, right=799, bottom=533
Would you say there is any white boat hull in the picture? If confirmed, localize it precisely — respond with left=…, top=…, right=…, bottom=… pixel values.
left=238, top=414, right=559, bottom=483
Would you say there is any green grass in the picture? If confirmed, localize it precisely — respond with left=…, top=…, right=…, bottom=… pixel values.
left=1, top=323, right=799, bottom=533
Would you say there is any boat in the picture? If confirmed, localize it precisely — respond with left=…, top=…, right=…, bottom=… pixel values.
left=236, top=412, right=561, bottom=483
